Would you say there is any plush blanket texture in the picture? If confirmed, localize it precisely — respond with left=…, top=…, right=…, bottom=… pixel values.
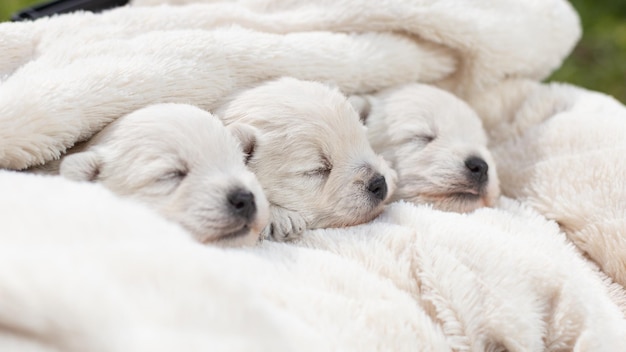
left=1, top=0, right=626, bottom=350
left=2, top=171, right=625, bottom=351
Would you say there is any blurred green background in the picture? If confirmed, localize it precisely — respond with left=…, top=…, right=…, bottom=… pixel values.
left=549, top=0, right=626, bottom=103
left=2, top=0, right=41, bottom=20
left=1, top=0, right=624, bottom=102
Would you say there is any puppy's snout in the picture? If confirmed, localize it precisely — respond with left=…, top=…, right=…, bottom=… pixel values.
left=465, top=156, right=489, bottom=185
left=367, top=174, right=388, bottom=201
left=227, top=188, right=257, bottom=222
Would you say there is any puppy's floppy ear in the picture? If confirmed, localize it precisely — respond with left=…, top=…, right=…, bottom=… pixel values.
left=227, top=123, right=259, bottom=165
left=59, top=150, right=102, bottom=182
left=347, top=95, right=372, bottom=125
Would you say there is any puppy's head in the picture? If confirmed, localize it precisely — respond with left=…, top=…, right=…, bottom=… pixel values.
left=216, top=77, right=397, bottom=230
left=60, top=103, right=269, bottom=247
left=354, top=84, right=499, bottom=213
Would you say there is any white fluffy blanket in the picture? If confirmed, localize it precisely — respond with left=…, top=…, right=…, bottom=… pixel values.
left=2, top=171, right=626, bottom=351
left=1, top=0, right=626, bottom=350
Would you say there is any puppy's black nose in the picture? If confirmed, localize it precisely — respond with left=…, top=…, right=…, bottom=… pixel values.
left=465, top=156, right=489, bottom=185
left=367, top=174, right=388, bottom=201
left=227, top=189, right=256, bottom=222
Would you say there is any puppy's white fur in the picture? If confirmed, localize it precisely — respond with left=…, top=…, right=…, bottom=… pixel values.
left=351, top=84, right=499, bottom=213
left=47, top=103, right=269, bottom=246
left=215, top=77, right=397, bottom=241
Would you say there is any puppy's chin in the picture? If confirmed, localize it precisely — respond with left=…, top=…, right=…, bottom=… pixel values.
left=207, top=229, right=261, bottom=248
left=345, top=200, right=388, bottom=226
left=309, top=177, right=395, bottom=229
left=306, top=198, right=387, bottom=230
left=210, top=213, right=269, bottom=247
left=395, top=188, right=498, bottom=214
left=172, top=212, right=266, bottom=247
left=433, top=194, right=488, bottom=213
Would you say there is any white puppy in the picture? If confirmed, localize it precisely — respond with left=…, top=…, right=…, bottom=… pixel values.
left=47, top=103, right=269, bottom=247
left=350, top=83, right=499, bottom=213
left=215, top=77, right=397, bottom=241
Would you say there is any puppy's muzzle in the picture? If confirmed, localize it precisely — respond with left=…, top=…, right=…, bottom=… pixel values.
left=464, top=156, right=489, bottom=191
left=367, top=174, right=388, bottom=202
left=227, top=188, right=257, bottom=222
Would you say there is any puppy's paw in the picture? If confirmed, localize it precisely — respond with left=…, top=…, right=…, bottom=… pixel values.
left=261, top=206, right=307, bottom=242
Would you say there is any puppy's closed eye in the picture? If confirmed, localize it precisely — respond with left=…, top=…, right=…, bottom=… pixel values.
left=146, top=167, right=189, bottom=195
left=303, top=155, right=332, bottom=178
left=157, top=168, right=188, bottom=183
left=304, top=166, right=332, bottom=178
left=413, top=134, right=436, bottom=145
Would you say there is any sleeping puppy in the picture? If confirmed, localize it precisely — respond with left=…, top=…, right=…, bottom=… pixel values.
left=34, top=103, right=269, bottom=247
left=215, top=77, right=397, bottom=241
left=350, top=83, right=499, bottom=213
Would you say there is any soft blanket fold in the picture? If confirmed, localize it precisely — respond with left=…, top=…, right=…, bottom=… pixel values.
left=467, top=78, right=626, bottom=294
left=0, top=0, right=580, bottom=169
left=1, top=0, right=626, bottom=350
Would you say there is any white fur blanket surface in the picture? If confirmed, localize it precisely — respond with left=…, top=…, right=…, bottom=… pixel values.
left=1, top=0, right=626, bottom=350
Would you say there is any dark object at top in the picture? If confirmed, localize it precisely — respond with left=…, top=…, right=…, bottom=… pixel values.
left=11, top=0, right=130, bottom=21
